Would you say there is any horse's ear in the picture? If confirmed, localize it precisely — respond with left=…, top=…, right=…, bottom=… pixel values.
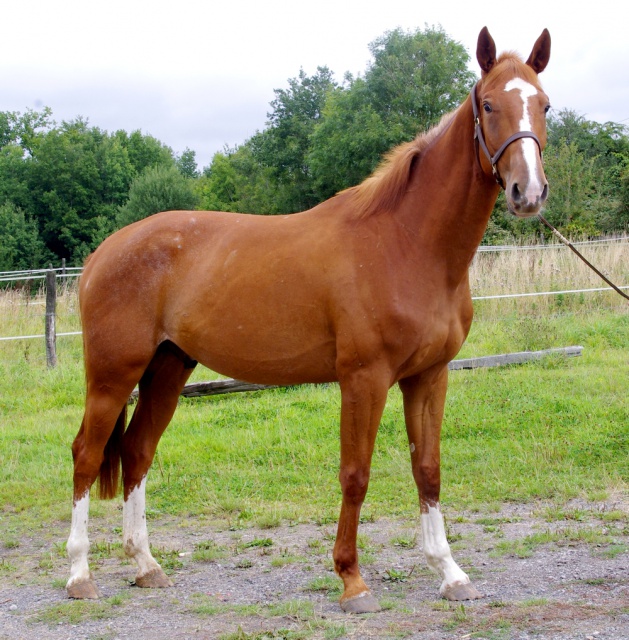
left=476, top=27, right=497, bottom=75
left=526, top=29, right=551, bottom=74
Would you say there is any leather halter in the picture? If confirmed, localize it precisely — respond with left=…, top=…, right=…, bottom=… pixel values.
left=471, top=82, right=543, bottom=188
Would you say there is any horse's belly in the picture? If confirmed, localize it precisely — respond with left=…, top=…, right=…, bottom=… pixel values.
left=171, top=311, right=338, bottom=386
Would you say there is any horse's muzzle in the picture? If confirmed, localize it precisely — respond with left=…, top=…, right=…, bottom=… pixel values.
left=507, top=179, right=549, bottom=217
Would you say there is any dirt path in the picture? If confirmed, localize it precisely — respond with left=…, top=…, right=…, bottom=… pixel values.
left=1, top=499, right=628, bottom=640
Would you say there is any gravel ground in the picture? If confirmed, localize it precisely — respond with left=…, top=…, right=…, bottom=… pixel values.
left=1, top=499, right=628, bottom=640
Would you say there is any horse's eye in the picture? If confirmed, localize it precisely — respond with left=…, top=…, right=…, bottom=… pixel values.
left=483, top=102, right=492, bottom=113
left=544, top=104, right=551, bottom=115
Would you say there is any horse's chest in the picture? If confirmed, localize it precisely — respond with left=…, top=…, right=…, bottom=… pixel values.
left=385, top=299, right=470, bottom=377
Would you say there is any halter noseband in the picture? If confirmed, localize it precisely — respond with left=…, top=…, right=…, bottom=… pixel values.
left=471, top=82, right=543, bottom=189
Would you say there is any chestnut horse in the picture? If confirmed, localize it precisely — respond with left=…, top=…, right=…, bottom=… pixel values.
left=67, top=27, right=551, bottom=613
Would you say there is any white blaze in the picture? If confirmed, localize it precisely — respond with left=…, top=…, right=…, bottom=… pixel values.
left=504, top=78, right=545, bottom=196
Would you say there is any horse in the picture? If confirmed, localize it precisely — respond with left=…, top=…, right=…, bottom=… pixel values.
left=66, top=26, right=551, bottom=614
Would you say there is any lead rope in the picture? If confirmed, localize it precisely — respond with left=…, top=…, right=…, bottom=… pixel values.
left=537, top=213, right=629, bottom=303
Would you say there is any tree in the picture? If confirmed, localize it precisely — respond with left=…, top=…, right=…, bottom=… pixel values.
left=116, top=164, right=199, bottom=228
left=115, top=129, right=174, bottom=175
left=365, top=26, right=475, bottom=134
left=203, top=26, right=476, bottom=213
left=611, top=162, right=629, bottom=231
left=0, top=202, right=48, bottom=271
left=484, top=110, right=629, bottom=242
left=0, top=107, right=53, bottom=154
left=197, top=145, right=278, bottom=214
left=548, top=110, right=629, bottom=167
left=308, top=81, right=392, bottom=200
left=176, top=147, right=199, bottom=179
left=543, top=110, right=629, bottom=235
left=308, top=26, right=475, bottom=200
left=26, top=119, right=137, bottom=263
left=250, top=66, right=338, bottom=212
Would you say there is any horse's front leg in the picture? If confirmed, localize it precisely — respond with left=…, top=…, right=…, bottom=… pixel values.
left=399, top=367, right=482, bottom=601
left=334, top=369, right=389, bottom=614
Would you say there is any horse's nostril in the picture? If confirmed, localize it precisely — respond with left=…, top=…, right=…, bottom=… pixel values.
left=541, top=183, right=549, bottom=202
left=511, top=183, right=521, bottom=202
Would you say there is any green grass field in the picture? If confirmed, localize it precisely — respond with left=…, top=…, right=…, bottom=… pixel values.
left=0, top=280, right=626, bottom=540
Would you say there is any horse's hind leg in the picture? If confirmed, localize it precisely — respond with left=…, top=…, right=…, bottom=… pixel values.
left=399, top=367, right=481, bottom=601
left=121, top=342, right=196, bottom=588
left=67, top=384, right=134, bottom=599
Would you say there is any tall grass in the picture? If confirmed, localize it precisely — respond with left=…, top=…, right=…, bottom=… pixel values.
left=0, top=241, right=627, bottom=536
left=470, top=236, right=629, bottom=316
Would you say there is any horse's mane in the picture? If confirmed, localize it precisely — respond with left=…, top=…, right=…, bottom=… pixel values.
left=341, top=107, right=459, bottom=218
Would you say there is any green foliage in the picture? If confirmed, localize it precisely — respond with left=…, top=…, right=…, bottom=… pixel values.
left=0, top=202, right=49, bottom=270
left=310, top=25, right=474, bottom=200
left=197, top=146, right=278, bottom=214
left=116, top=164, right=200, bottom=228
left=116, top=129, right=175, bottom=174
left=365, top=25, right=475, bottom=133
left=251, top=67, right=338, bottom=212
left=485, top=109, right=629, bottom=242
left=618, top=167, right=629, bottom=230
left=542, top=109, right=629, bottom=236
left=203, top=26, right=475, bottom=212
left=0, top=108, right=179, bottom=268
left=26, top=119, right=131, bottom=262
left=542, top=141, right=604, bottom=236
left=176, top=147, right=199, bottom=179
left=308, top=81, right=392, bottom=200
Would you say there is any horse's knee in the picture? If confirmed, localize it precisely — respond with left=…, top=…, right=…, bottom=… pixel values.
left=339, top=466, right=370, bottom=504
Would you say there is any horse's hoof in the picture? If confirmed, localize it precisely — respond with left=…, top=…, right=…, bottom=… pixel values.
left=442, top=582, right=482, bottom=601
left=67, top=578, right=102, bottom=599
left=340, top=591, right=381, bottom=614
left=134, top=568, right=173, bottom=588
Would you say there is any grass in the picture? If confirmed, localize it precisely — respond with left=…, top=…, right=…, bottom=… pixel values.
left=305, top=575, right=342, bottom=596
left=490, top=527, right=617, bottom=558
left=32, top=592, right=130, bottom=625
left=184, top=596, right=340, bottom=640
left=192, top=539, right=228, bottom=562
left=0, top=244, right=627, bottom=539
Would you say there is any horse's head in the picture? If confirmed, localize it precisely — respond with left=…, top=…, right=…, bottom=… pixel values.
left=474, top=27, right=551, bottom=217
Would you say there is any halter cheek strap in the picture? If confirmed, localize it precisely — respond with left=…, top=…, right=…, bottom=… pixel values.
left=471, top=82, right=543, bottom=188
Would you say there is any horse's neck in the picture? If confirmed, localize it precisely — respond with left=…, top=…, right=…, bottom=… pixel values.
left=401, top=99, right=500, bottom=280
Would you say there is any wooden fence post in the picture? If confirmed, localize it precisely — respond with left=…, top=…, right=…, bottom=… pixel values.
left=45, top=267, right=57, bottom=368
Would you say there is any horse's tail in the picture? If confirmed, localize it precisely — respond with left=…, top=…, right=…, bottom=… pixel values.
left=98, top=404, right=127, bottom=499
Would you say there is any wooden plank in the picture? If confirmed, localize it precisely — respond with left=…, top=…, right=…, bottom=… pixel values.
left=128, top=346, right=583, bottom=402
left=447, top=346, right=583, bottom=370
left=180, top=379, right=280, bottom=397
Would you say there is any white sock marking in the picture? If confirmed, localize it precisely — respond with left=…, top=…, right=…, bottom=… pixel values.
left=504, top=78, right=545, bottom=199
left=123, top=477, right=161, bottom=577
left=421, top=504, right=470, bottom=593
left=67, top=492, right=91, bottom=587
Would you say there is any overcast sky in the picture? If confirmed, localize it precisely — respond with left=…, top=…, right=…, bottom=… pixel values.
left=2, top=0, right=628, bottom=170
